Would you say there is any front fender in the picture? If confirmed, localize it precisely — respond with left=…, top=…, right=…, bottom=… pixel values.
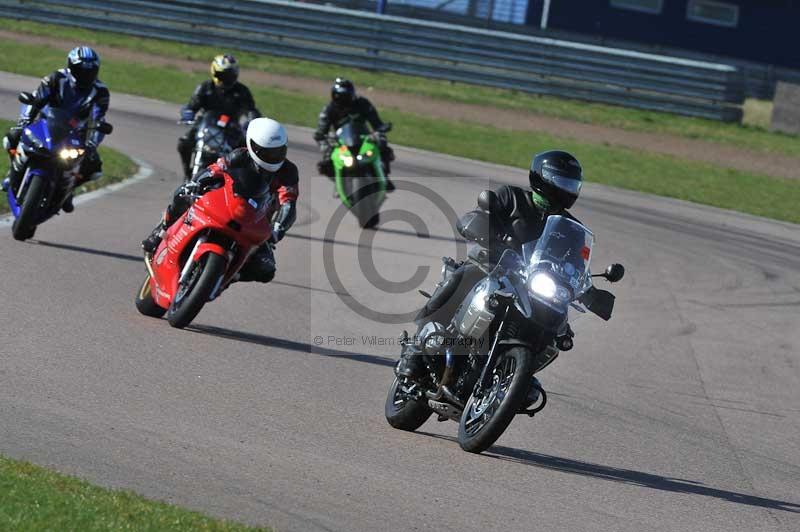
left=8, top=166, right=55, bottom=218
left=497, top=338, right=536, bottom=350
left=193, top=242, right=227, bottom=263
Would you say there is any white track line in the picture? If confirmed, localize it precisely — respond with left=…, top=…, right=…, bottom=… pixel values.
left=0, top=156, right=153, bottom=227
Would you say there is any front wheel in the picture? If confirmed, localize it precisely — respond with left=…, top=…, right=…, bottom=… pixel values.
left=134, top=273, right=166, bottom=318
left=167, top=252, right=226, bottom=329
left=351, top=175, right=381, bottom=229
left=458, top=346, right=534, bottom=454
left=385, top=376, right=433, bottom=431
left=12, top=173, right=44, bottom=241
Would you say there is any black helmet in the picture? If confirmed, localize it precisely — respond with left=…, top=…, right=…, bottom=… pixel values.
left=331, top=78, right=356, bottom=108
left=67, top=46, right=100, bottom=89
left=529, top=150, right=583, bottom=210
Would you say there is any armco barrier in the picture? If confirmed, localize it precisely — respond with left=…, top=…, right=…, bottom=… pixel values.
left=0, top=0, right=746, bottom=121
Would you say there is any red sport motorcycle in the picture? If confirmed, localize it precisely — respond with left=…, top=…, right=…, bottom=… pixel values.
left=135, top=172, right=272, bottom=328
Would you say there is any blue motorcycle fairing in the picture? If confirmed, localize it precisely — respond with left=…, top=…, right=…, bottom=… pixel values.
left=7, top=167, right=51, bottom=219
left=9, top=106, right=86, bottom=221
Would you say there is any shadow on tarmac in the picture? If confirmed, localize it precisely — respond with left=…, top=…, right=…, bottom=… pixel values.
left=187, top=323, right=396, bottom=368
left=419, top=431, right=800, bottom=514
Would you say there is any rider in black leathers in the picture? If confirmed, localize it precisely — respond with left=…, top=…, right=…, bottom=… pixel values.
left=177, top=54, right=261, bottom=180
left=396, top=150, right=584, bottom=380
left=313, top=78, right=395, bottom=191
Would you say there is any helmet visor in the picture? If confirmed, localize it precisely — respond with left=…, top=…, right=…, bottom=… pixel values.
left=214, top=69, right=238, bottom=87
left=332, top=90, right=354, bottom=106
left=70, top=63, right=98, bottom=88
left=249, top=138, right=287, bottom=165
left=542, top=169, right=582, bottom=196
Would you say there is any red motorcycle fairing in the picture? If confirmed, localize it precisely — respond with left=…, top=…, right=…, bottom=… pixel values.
left=148, top=173, right=272, bottom=309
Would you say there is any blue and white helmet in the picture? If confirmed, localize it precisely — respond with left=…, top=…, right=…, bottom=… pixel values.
left=67, top=46, right=100, bottom=89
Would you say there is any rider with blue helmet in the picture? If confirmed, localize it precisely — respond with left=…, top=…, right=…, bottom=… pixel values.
left=2, top=46, right=110, bottom=212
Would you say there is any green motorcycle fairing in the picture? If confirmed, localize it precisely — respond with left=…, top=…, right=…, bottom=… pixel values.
left=331, top=135, right=386, bottom=209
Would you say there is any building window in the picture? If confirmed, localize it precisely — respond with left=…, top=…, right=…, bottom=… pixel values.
left=610, top=0, right=664, bottom=14
left=687, top=0, right=739, bottom=27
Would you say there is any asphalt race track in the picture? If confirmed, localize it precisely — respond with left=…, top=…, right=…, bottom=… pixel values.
left=1, top=72, right=799, bottom=532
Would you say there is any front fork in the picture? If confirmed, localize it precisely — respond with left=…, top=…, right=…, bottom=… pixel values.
left=474, top=306, right=510, bottom=397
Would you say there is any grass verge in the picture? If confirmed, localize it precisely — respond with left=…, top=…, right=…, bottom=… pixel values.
left=0, top=37, right=797, bottom=223
left=0, top=119, right=137, bottom=214
left=0, top=454, right=268, bottom=531
left=2, top=17, right=798, bottom=158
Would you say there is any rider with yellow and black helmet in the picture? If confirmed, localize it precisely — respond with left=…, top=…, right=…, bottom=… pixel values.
left=177, top=54, right=261, bottom=179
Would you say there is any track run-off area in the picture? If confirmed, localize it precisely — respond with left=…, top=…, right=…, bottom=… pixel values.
left=1, top=72, right=798, bottom=532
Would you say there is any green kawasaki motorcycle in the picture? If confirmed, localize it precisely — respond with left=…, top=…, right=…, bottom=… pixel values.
left=330, top=120, right=391, bottom=229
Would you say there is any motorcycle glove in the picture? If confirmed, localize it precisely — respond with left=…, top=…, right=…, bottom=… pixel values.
left=270, top=222, right=286, bottom=243
left=180, top=108, right=196, bottom=122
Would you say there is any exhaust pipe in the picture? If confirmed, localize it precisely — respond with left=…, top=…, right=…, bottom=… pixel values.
left=425, top=348, right=465, bottom=410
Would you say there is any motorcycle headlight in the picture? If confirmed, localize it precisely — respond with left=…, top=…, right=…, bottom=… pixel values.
left=529, top=272, right=570, bottom=303
left=342, top=154, right=354, bottom=167
left=59, top=148, right=83, bottom=160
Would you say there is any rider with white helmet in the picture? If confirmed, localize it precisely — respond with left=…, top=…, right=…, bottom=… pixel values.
left=142, top=117, right=298, bottom=283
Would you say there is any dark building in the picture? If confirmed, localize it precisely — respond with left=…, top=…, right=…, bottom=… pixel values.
left=526, top=0, right=800, bottom=69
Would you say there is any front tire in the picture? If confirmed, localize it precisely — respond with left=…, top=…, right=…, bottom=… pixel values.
left=385, top=376, right=433, bottom=431
left=458, top=346, right=534, bottom=454
left=351, top=175, right=381, bottom=229
left=134, top=273, right=166, bottom=318
left=167, top=252, right=226, bottom=329
left=12, top=173, right=44, bottom=241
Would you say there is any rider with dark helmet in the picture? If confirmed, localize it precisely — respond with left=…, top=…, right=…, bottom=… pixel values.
left=313, top=77, right=395, bottom=190
left=177, top=54, right=261, bottom=180
left=143, top=118, right=298, bottom=284
left=396, top=150, right=584, bottom=381
left=2, top=46, right=109, bottom=212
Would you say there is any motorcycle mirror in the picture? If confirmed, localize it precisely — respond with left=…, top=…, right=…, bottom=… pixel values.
left=477, top=189, right=500, bottom=213
left=379, top=122, right=392, bottom=133
left=18, top=92, right=35, bottom=105
left=97, top=122, right=114, bottom=135
left=604, top=263, right=625, bottom=283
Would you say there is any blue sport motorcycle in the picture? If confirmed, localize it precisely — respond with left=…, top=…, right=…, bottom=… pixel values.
left=5, top=92, right=112, bottom=241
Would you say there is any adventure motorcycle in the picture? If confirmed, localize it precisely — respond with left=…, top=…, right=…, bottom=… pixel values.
left=181, top=111, right=245, bottom=181
left=385, top=194, right=624, bottom=453
left=329, top=120, right=390, bottom=229
left=5, top=92, right=112, bottom=241
left=135, top=171, right=272, bottom=329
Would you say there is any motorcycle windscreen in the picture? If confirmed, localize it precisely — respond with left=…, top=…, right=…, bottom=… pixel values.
left=43, top=107, right=82, bottom=146
left=527, top=215, right=594, bottom=304
left=335, top=122, right=365, bottom=149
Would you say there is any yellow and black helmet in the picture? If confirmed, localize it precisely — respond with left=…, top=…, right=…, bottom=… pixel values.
left=210, top=54, right=239, bottom=88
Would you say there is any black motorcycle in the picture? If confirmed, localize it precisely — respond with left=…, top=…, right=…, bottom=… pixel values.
left=182, top=111, right=244, bottom=181
left=385, top=193, right=624, bottom=453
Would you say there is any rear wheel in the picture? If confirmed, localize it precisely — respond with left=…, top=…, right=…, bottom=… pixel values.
left=134, top=273, right=166, bottom=318
left=12, top=173, right=44, bottom=241
left=167, top=252, right=226, bottom=329
left=458, top=346, right=534, bottom=454
left=385, top=376, right=433, bottom=431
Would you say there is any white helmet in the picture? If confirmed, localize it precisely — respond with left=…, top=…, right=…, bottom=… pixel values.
left=247, top=117, right=287, bottom=172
